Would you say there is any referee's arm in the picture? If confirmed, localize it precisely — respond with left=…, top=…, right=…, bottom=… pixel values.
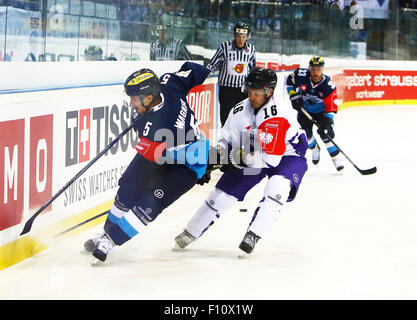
left=249, top=48, right=256, bottom=71
left=179, top=42, right=193, bottom=60
left=207, top=44, right=225, bottom=72
left=149, top=42, right=155, bottom=61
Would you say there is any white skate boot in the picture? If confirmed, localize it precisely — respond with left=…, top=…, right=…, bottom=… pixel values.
left=83, top=233, right=104, bottom=253
left=332, top=155, right=344, bottom=171
left=174, top=229, right=197, bottom=250
left=311, top=143, right=321, bottom=165
left=92, top=233, right=115, bottom=262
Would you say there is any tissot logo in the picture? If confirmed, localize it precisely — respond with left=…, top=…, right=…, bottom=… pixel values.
left=65, top=104, right=138, bottom=167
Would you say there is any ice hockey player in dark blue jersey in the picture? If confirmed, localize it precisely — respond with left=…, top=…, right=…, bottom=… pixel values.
left=286, top=56, right=344, bottom=171
left=84, top=62, right=210, bottom=262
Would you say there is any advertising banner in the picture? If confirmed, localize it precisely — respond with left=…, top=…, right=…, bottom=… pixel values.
left=332, top=69, right=417, bottom=105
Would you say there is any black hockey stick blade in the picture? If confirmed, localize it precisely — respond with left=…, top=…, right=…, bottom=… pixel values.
left=299, top=108, right=377, bottom=176
left=355, top=165, right=377, bottom=175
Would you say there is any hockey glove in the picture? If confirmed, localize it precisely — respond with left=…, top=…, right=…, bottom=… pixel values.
left=220, top=147, right=247, bottom=173
left=196, top=164, right=213, bottom=185
left=318, top=113, right=335, bottom=137
left=288, top=87, right=304, bottom=112
left=196, top=146, right=222, bottom=185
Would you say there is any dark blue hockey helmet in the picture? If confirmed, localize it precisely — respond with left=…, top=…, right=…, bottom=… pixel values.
left=124, top=69, right=161, bottom=99
left=309, top=56, right=325, bottom=67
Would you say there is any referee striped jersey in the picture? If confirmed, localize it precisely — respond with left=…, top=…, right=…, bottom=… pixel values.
left=207, top=40, right=256, bottom=88
left=150, top=38, right=193, bottom=61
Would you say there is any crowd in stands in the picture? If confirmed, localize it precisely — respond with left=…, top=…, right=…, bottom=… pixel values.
left=400, top=0, right=417, bottom=9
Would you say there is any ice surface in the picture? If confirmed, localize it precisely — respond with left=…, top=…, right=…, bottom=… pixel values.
left=0, top=105, right=416, bottom=299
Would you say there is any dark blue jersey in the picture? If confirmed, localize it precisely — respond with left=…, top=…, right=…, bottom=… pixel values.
left=132, top=62, right=210, bottom=178
left=286, top=68, right=338, bottom=114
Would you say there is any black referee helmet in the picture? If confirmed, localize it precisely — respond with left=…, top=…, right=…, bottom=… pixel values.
left=234, top=22, right=250, bottom=37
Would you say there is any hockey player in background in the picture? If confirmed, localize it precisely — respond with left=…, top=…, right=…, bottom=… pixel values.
left=84, top=62, right=210, bottom=262
left=286, top=56, right=344, bottom=171
left=149, top=22, right=193, bottom=61
left=174, top=68, right=309, bottom=254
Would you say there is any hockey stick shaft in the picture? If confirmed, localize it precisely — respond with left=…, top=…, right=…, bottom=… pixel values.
left=20, top=114, right=143, bottom=236
left=300, top=108, right=376, bottom=175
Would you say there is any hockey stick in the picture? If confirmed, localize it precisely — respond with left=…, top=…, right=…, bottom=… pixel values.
left=300, top=107, right=377, bottom=175
left=20, top=113, right=144, bottom=236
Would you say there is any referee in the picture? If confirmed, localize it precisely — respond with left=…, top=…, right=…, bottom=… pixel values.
left=207, top=22, right=256, bottom=126
left=150, top=22, right=193, bottom=61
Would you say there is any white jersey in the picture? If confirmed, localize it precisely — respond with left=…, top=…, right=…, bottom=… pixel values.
left=218, top=95, right=306, bottom=168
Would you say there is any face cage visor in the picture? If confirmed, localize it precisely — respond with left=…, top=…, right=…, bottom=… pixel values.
left=242, top=82, right=271, bottom=96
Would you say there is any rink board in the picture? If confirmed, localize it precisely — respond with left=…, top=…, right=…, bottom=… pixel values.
left=0, top=62, right=218, bottom=270
left=2, top=60, right=417, bottom=270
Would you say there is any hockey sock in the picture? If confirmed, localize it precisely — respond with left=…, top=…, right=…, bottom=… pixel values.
left=323, top=139, right=340, bottom=157
left=248, top=176, right=291, bottom=238
left=186, top=188, right=238, bottom=238
left=104, top=203, right=128, bottom=234
left=308, top=136, right=318, bottom=149
left=107, top=209, right=147, bottom=246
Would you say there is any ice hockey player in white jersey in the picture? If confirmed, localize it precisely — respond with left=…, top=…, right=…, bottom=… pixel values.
left=174, top=68, right=309, bottom=254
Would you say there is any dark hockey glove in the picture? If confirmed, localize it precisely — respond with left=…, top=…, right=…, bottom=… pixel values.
left=288, top=87, right=304, bottom=112
left=318, top=114, right=334, bottom=136
left=196, top=146, right=222, bottom=185
left=196, top=164, right=214, bottom=185
left=220, top=147, right=247, bottom=173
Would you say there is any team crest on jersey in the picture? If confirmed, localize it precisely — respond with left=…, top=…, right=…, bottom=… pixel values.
left=259, top=131, right=274, bottom=145
left=300, top=85, right=307, bottom=91
left=233, top=63, right=245, bottom=73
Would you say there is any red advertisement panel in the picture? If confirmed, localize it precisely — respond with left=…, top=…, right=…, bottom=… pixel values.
left=187, top=83, right=216, bottom=141
left=29, top=115, right=53, bottom=212
left=267, top=62, right=279, bottom=71
left=0, top=119, right=25, bottom=231
left=332, top=70, right=417, bottom=103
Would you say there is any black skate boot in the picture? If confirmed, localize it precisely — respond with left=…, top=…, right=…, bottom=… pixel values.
left=239, top=230, right=260, bottom=254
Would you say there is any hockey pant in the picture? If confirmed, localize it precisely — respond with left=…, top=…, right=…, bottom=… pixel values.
left=297, top=111, right=340, bottom=158
left=103, top=154, right=197, bottom=246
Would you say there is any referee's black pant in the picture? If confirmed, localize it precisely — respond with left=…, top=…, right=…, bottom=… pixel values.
left=219, top=86, right=248, bottom=126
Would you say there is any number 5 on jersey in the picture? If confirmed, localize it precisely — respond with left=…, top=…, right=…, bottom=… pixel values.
left=143, top=122, right=152, bottom=136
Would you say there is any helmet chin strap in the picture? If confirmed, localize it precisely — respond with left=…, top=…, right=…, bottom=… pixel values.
left=138, top=95, right=152, bottom=112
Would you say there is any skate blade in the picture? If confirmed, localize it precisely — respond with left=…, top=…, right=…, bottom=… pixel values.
left=172, top=242, right=184, bottom=252
left=237, top=253, right=252, bottom=259
left=90, top=257, right=105, bottom=266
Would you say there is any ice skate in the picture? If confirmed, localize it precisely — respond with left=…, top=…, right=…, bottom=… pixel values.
left=311, top=143, right=320, bottom=165
left=174, top=229, right=197, bottom=250
left=83, top=233, right=103, bottom=253
left=332, top=155, right=344, bottom=171
left=92, top=233, right=115, bottom=262
left=239, top=230, right=260, bottom=254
